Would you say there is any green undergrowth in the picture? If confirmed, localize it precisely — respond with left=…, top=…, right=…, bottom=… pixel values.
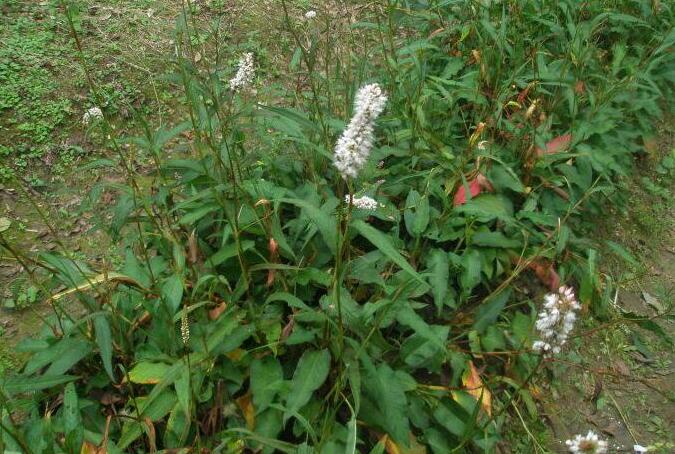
left=0, top=1, right=674, bottom=453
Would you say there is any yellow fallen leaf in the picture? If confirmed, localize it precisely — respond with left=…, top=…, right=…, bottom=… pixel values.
left=382, top=434, right=401, bottom=454
left=381, top=433, right=427, bottom=454
left=236, top=392, right=255, bottom=430
left=462, top=360, right=492, bottom=416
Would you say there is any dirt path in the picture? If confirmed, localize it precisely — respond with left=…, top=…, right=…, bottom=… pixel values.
left=538, top=128, right=675, bottom=452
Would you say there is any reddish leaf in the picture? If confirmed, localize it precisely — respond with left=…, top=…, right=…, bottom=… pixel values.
left=528, top=260, right=560, bottom=291
left=574, top=81, right=585, bottom=94
left=208, top=302, right=227, bottom=320
left=536, top=134, right=572, bottom=157
left=453, top=178, right=482, bottom=206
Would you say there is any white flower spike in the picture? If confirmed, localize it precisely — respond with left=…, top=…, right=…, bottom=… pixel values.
left=333, top=83, right=387, bottom=179
left=82, top=107, right=103, bottom=125
left=345, top=195, right=379, bottom=210
left=229, top=52, right=255, bottom=92
left=304, top=10, right=317, bottom=19
left=565, top=431, right=608, bottom=453
left=532, top=285, right=581, bottom=355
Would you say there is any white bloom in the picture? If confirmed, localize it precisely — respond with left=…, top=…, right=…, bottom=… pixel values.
left=333, top=83, right=387, bottom=179
left=346, top=195, right=379, bottom=210
left=82, top=107, right=103, bottom=125
left=477, top=140, right=489, bottom=150
left=532, top=286, right=581, bottom=355
left=304, top=10, right=317, bottom=19
left=229, top=52, right=255, bottom=92
left=633, top=445, right=648, bottom=453
left=565, top=431, right=607, bottom=453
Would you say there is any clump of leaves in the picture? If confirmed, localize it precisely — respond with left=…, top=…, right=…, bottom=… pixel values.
left=1, top=1, right=673, bottom=453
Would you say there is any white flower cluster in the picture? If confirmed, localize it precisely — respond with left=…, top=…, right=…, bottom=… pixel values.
left=565, top=431, right=608, bottom=453
left=345, top=195, right=379, bottom=210
left=304, top=10, right=317, bottom=19
left=82, top=107, right=103, bottom=125
left=532, top=285, right=580, bottom=355
left=229, top=52, right=255, bottom=92
left=333, top=83, right=387, bottom=179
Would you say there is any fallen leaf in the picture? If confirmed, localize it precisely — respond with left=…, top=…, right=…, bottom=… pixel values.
left=80, top=441, right=106, bottom=454
left=613, top=359, right=630, bottom=376
left=235, top=392, right=255, bottom=430
left=642, top=291, right=664, bottom=314
left=0, top=217, right=11, bottom=233
left=536, top=134, right=572, bottom=157
left=462, top=361, right=492, bottom=416
left=382, top=434, right=401, bottom=454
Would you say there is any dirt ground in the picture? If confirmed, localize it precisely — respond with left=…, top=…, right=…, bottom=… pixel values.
left=537, top=128, right=675, bottom=453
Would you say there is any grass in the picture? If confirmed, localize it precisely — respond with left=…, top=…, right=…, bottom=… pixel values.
left=0, top=0, right=673, bottom=452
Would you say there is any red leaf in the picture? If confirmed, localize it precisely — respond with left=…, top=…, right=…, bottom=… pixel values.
left=536, top=134, right=572, bottom=157
left=528, top=260, right=560, bottom=291
left=453, top=178, right=482, bottom=206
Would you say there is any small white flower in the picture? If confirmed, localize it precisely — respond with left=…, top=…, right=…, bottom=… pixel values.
left=229, top=52, right=255, bottom=92
left=565, top=431, right=608, bottom=453
left=532, top=286, right=581, bottom=355
left=304, top=10, right=317, bottom=19
left=82, top=107, right=103, bottom=125
left=346, top=195, right=379, bottom=210
left=333, top=83, right=388, bottom=179
left=477, top=140, right=489, bottom=150
left=633, top=445, right=648, bottom=453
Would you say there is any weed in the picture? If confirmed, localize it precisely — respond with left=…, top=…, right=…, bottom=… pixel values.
left=0, top=1, right=673, bottom=452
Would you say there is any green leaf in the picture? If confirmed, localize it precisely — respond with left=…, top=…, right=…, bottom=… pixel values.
left=404, top=190, right=429, bottom=237
left=460, top=249, right=482, bottom=293
left=118, top=390, right=177, bottom=449
left=162, top=274, right=184, bottom=314
left=471, top=231, right=521, bottom=248
left=210, top=240, right=255, bottom=267
left=251, top=356, right=284, bottom=412
left=345, top=401, right=357, bottom=454
left=487, top=164, right=525, bottom=193
left=605, top=240, right=639, bottom=267
left=352, top=220, right=424, bottom=284
left=45, top=339, right=92, bottom=376
left=128, top=362, right=171, bottom=384
left=94, top=314, right=114, bottom=380
left=427, top=249, right=449, bottom=315
left=456, top=194, right=513, bottom=222
left=363, top=363, right=410, bottom=446
left=285, top=349, right=331, bottom=422
left=175, top=364, right=191, bottom=415
left=63, top=382, right=84, bottom=452
left=281, top=198, right=337, bottom=254
left=473, top=289, right=511, bottom=333
left=1, top=374, right=78, bottom=395
left=24, top=337, right=90, bottom=375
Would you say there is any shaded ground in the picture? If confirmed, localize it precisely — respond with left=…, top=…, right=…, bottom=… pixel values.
left=532, top=126, right=675, bottom=452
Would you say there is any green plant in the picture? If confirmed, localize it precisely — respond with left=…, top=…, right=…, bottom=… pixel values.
left=0, top=1, right=673, bottom=452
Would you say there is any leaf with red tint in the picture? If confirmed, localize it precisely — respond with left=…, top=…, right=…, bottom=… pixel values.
left=536, top=134, right=572, bottom=157
left=453, top=178, right=482, bottom=206
left=528, top=259, right=560, bottom=291
left=574, top=81, right=585, bottom=94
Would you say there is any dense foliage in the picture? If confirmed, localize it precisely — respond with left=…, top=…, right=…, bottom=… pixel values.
left=1, top=1, right=673, bottom=452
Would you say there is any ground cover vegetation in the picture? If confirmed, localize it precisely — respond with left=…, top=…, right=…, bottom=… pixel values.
left=0, top=0, right=673, bottom=452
